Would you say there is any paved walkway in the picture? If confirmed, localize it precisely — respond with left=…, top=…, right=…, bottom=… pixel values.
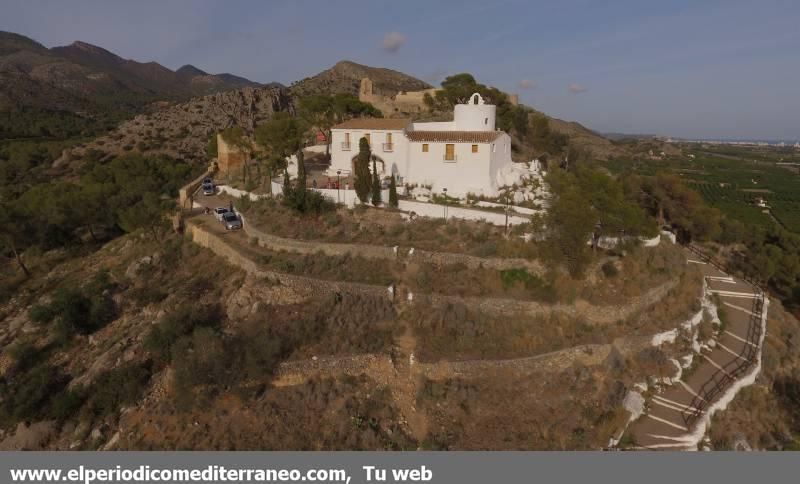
left=626, top=254, right=766, bottom=450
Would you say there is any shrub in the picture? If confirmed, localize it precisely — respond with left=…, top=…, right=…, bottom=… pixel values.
left=0, top=363, right=71, bottom=426
left=601, top=261, right=619, bottom=278
left=282, top=187, right=335, bottom=214
left=29, top=303, right=56, bottom=324
left=87, top=362, right=152, bottom=417
left=28, top=272, right=117, bottom=336
left=143, top=303, right=222, bottom=365
left=129, top=286, right=168, bottom=306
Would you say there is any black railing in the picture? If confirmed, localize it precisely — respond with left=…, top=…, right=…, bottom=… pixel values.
left=681, top=243, right=764, bottom=427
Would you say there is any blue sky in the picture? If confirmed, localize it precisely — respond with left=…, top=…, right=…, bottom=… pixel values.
left=2, top=0, right=799, bottom=140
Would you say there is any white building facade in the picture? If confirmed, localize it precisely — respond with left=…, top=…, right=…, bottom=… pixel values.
left=328, top=93, right=514, bottom=198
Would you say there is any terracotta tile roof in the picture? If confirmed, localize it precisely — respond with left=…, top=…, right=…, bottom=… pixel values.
left=332, top=118, right=410, bottom=130
left=405, top=130, right=503, bottom=143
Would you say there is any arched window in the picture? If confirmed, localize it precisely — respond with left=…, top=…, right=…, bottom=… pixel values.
left=472, top=94, right=480, bottom=105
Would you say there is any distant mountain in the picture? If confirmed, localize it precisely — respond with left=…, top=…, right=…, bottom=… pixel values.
left=176, top=64, right=208, bottom=78
left=0, top=31, right=264, bottom=117
left=290, top=60, right=431, bottom=98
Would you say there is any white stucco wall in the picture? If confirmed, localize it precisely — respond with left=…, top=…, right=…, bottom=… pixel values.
left=453, top=95, right=496, bottom=130
left=270, top=181, right=389, bottom=208
left=488, top=133, right=513, bottom=193
left=398, top=200, right=529, bottom=226
left=329, top=128, right=407, bottom=178
left=404, top=141, right=497, bottom=197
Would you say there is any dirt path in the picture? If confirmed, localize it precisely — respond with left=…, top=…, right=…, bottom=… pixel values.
left=391, top=326, right=428, bottom=442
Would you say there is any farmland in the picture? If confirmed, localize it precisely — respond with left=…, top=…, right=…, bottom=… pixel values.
left=602, top=144, right=800, bottom=233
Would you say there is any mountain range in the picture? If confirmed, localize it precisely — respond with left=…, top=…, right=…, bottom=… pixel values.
left=0, top=31, right=264, bottom=115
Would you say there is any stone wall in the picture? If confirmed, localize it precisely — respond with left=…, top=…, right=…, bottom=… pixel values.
left=216, top=133, right=250, bottom=175
left=417, top=276, right=679, bottom=325
left=273, top=354, right=394, bottom=387
left=239, top=212, right=546, bottom=274
left=189, top=219, right=677, bottom=326
left=187, top=221, right=391, bottom=301
left=178, top=166, right=216, bottom=209
left=359, top=77, right=438, bottom=116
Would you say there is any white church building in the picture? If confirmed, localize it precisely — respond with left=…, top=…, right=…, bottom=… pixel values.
left=328, top=93, right=514, bottom=198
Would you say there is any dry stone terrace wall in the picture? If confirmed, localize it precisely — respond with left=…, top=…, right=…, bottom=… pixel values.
left=273, top=354, right=394, bottom=387
left=188, top=221, right=680, bottom=326
left=240, top=213, right=546, bottom=274
left=272, top=337, right=655, bottom=387
left=417, top=277, right=679, bottom=325
left=187, top=222, right=389, bottom=301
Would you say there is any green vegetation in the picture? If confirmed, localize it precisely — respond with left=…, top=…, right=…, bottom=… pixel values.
left=354, top=137, right=372, bottom=204
left=537, top=166, right=656, bottom=275
left=604, top=149, right=800, bottom=233
left=28, top=271, right=117, bottom=340
left=602, top=145, right=800, bottom=311
left=388, top=175, right=398, bottom=208
left=371, top=158, right=382, bottom=206
left=1, top=151, right=194, bottom=278
left=0, top=108, right=121, bottom=141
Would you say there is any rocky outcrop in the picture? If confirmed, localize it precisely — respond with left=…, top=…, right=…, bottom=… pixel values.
left=71, top=86, right=293, bottom=165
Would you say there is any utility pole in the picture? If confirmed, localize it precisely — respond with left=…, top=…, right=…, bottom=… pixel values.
left=442, top=188, right=448, bottom=223
left=504, top=191, right=510, bottom=232
left=337, top=169, right=341, bottom=204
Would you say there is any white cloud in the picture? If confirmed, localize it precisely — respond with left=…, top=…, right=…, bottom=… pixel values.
left=518, top=79, right=537, bottom=89
left=568, top=83, right=587, bottom=94
left=381, top=32, right=407, bottom=53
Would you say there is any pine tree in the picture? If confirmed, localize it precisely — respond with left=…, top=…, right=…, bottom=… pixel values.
left=388, top=174, right=398, bottom=208
left=371, top=158, right=382, bottom=206
left=354, top=137, right=372, bottom=204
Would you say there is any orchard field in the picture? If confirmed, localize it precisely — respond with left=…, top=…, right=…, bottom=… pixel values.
left=602, top=144, right=800, bottom=233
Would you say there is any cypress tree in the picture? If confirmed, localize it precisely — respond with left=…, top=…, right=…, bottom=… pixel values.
left=388, top=174, right=398, bottom=208
left=371, top=158, right=382, bottom=206
left=354, top=137, right=372, bottom=204
left=296, top=149, right=306, bottom=191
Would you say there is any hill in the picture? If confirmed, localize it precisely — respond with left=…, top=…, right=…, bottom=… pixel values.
left=289, top=60, right=431, bottom=98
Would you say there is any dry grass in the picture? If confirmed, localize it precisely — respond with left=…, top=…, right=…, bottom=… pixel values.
left=121, top=375, right=415, bottom=450
left=407, top=266, right=702, bottom=363
left=241, top=197, right=538, bottom=258
left=416, top=365, right=630, bottom=450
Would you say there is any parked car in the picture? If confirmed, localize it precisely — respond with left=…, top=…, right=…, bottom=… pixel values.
left=213, top=207, right=229, bottom=221
left=222, top=212, right=242, bottom=230
left=202, top=182, right=215, bottom=195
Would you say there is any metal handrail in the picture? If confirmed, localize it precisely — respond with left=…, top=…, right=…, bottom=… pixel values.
left=680, top=243, right=764, bottom=427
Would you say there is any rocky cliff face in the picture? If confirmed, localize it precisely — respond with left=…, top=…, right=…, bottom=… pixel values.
left=68, top=86, right=294, bottom=166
